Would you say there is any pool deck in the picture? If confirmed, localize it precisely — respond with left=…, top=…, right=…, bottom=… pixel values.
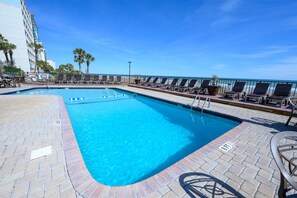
left=0, top=84, right=297, bottom=197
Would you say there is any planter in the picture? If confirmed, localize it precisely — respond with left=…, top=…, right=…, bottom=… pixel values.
left=134, top=79, right=141, bottom=84
left=207, top=85, right=221, bottom=96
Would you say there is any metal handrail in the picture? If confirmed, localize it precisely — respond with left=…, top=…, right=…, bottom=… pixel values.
left=190, top=95, right=210, bottom=113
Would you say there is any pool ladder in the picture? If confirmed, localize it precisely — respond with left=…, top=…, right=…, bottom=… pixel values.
left=190, top=95, right=210, bottom=113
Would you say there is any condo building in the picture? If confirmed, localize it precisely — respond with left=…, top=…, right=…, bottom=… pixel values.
left=0, top=0, right=45, bottom=72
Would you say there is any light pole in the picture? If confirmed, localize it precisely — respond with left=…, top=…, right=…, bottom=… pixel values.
left=128, top=61, right=131, bottom=84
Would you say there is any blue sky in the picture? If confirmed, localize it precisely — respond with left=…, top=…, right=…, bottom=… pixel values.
left=26, top=0, right=297, bottom=80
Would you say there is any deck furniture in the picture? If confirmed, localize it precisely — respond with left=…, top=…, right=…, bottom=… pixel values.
left=100, top=75, right=107, bottom=84
left=147, top=77, right=159, bottom=86
left=73, top=74, right=82, bottom=84
left=115, top=76, right=122, bottom=84
left=265, top=84, right=293, bottom=106
left=178, top=79, right=197, bottom=92
left=64, top=74, right=72, bottom=84
left=107, top=76, right=115, bottom=84
left=55, top=74, right=64, bottom=84
left=92, top=75, right=100, bottom=84
left=141, top=77, right=152, bottom=86
left=285, top=97, right=297, bottom=126
left=83, top=75, right=91, bottom=84
left=224, top=81, right=246, bottom=99
left=170, top=79, right=188, bottom=91
left=191, top=79, right=210, bottom=94
left=245, top=82, right=270, bottom=103
left=270, top=131, right=297, bottom=197
left=153, top=78, right=167, bottom=88
left=163, top=78, right=178, bottom=90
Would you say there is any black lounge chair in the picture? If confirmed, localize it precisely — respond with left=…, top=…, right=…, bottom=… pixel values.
left=191, top=79, right=210, bottom=94
left=285, top=97, right=297, bottom=126
left=92, top=75, right=100, bottom=84
left=107, top=76, right=115, bottom=84
left=100, top=75, right=107, bottom=84
left=141, top=77, right=152, bottom=86
left=55, top=74, right=64, bottom=84
left=163, top=78, right=178, bottom=89
left=224, top=81, right=246, bottom=99
left=73, top=74, right=82, bottom=84
left=178, top=79, right=197, bottom=92
left=153, top=78, right=167, bottom=88
left=64, top=74, right=72, bottom=84
left=115, top=76, right=122, bottom=84
left=83, top=75, right=91, bottom=84
left=270, top=131, right=297, bottom=197
left=147, top=77, right=159, bottom=86
left=245, top=82, right=270, bottom=103
left=170, top=79, right=188, bottom=91
left=265, top=83, right=293, bottom=106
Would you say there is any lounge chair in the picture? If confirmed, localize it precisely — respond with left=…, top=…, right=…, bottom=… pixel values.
left=141, top=77, right=152, bottom=86
left=107, top=76, right=115, bottom=84
left=0, top=76, right=5, bottom=88
left=55, top=74, right=64, bottom=84
left=265, top=83, right=293, bottom=106
left=147, top=77, right=159, bottom=86
left=224, top=81, right=246, bottom=99
left=115, top=76, right=122, bottom=84
left=73, top=74, right=82, bottom=84
left=83, top=75, right=91, bottom=84
left=191, top=79, right=210, bottom=94
left=92, top=75, right=100, bottom=84
left=170, top=79, right=188, bottom=91
left=245, top=82, right=270, bottom=103
left=100, top=75, right=107, bottom=84
left=163, top=78, right=178, bottom=89
left=285, top=97, right=297, bottom=126
left=270, top=131, right=297, bottom=197
left=153, top=78, right=167, bottom=88
left=64, top=74, right=72, bottom=84
left=178, top=79, right=197, bottom=92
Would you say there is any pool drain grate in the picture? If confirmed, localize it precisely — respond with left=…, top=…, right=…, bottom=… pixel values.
left=219, top=142, right=233, bottom=152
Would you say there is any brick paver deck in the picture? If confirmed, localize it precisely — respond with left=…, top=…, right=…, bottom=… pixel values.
left=0, top=84, right=296, bottom=197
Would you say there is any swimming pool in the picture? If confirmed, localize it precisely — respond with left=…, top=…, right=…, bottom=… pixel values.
left=15, top=88, right=240, bottom=186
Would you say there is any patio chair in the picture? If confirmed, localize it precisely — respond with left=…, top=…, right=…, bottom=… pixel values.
left=153, top=77, right=167, bottom=88
left=285, top=97, right=297, bottom=126
left=265, top=84, right=293, bottom=106
left=106, top=76, right=115, bottom=84
left=64, top=74, right=72, bottom=84
left=83, top=74, right=91, bottom=84
left=224, top=81, right=246, bottom=99
left=178, top=79, right=197, bottom=92
left=245, top=82, right=270, bottom=103
left=115, top=76, right=122, bottom=84
left=141, top=77, right=152, bottom=86
left=270, top=131, right=297, bottom=197
left=92, top=75, right=100, bottom=84
left=170, top=79, right=188, bottom=91
left=73, top=74, right=82, bottom=84
left=0, top=76, right=5, bottom=88
left=163, top=78, right=179, bottom=89
left=191, top=79, right=210, bottom=94
left=100, top=75, right=107, bottom=84
left=147, top=77, right=159, bottom=86
left=55, top=74, right=64, bottom=84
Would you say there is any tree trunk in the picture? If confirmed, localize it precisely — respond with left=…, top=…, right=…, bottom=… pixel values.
left=87, top=63, right=89, bottom=74
left=4, top=51, right=9, bottom=65
left=79, top=63, right=81, bottom=72
left=34, top=49, right=38, bottom=73
left=9, top=50, right=13, bottom=66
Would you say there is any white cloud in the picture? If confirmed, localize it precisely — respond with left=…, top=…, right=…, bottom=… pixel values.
left=220, top=0, right=241, bottom=12
left=231, top=46, right=297, bottom=58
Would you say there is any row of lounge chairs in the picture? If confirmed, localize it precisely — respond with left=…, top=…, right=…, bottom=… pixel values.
left=55, top=74, right=122, bottom=84
left=137, top=77, right=294, bottom=107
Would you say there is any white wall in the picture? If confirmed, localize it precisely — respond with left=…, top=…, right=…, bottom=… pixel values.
left=0, top=1, right=34, bottom=72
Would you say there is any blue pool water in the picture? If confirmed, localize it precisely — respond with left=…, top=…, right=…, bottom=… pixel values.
left=14, top=88, right=239, bottom=186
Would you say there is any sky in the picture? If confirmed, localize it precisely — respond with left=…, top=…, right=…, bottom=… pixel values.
left=26, top=0, right=297, bottom=80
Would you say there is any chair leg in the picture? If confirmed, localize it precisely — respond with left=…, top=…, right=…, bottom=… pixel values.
left=285, top=115, right=293, bottom=126
left=278, top=174, right=286, bottom=198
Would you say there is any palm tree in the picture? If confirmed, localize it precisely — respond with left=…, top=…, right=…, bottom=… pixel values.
left=8, top=43, right=16, bottom=66
left=85, top=53, right=95, bottom=74
left=73, top=48, right=86, bottom=72
left=29, top=42, right=43, bottom=73
left=0, top=35, right=9, bottom=64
